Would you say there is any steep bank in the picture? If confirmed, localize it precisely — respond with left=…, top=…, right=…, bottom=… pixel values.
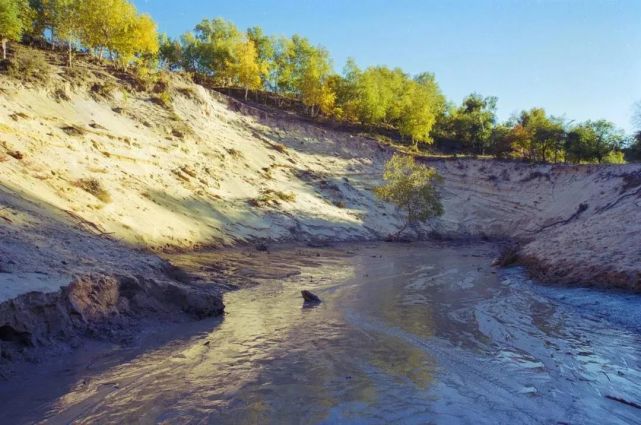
left=0, top=53, right=640, bottom=359
left=428, top=160, right=641, bottom=290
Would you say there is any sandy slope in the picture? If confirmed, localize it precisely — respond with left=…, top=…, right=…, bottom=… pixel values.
left=1, top=57, right=640, bottom=304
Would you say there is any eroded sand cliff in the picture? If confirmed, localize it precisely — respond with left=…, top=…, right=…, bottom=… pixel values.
left=1, top=55, right=640, bottom=361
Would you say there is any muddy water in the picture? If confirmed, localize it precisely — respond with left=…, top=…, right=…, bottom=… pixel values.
left=4, top=242, right=641, bottom=424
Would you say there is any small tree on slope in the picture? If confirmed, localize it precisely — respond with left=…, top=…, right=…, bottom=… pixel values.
left=374, top=154, right=444, bottom=237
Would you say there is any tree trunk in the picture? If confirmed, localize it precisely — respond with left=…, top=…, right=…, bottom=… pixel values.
left=67, top=42, right=72, bottom=67
left=244, top=87, right=248, bottom=101
left=1, top=39, right=7, bottom=60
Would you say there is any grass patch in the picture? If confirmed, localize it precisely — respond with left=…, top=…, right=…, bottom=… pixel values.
left=248, top=189, right=296, bottom=207
left=75, top=178, right=111, bottom=203
left=225, top=148, right=243, bottom=159
left=90, top=80, right=118, bottom=100
left=1, top=50, right=51, bottom=84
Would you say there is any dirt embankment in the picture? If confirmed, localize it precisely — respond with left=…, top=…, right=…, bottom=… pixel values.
left=0, top=50, right=640, bottom=363
left=427, top=160, right=641, bottom=291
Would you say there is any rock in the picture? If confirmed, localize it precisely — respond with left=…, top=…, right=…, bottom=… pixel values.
left=301, top=290, right=321, bottom=304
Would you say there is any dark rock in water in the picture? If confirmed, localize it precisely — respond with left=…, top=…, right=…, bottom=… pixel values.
left=301, top=290, right=321, bottom=304
left=255, top=243, right=268, bottom=252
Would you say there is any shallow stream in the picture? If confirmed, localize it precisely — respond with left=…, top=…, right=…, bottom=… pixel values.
left=3, top=242, right=641, bottom=424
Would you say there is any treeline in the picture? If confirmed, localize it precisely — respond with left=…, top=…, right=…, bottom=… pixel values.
left=433, top=95, right=627, bottom=163
left=1, top=0, right=637, bottom=163
left=0, top=0, right=158, bottom=65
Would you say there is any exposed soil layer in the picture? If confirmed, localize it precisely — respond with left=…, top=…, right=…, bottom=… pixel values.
left=0, top=272, right=223, bottom=371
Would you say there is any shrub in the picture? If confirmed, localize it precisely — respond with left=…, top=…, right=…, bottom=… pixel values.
left=603, top=151, right=625, bottom=164
left=374, top=154, right=443, bottom=236
left=75, top=178, right=111, bottom=203
left=150, top=90, right=171, bottom=108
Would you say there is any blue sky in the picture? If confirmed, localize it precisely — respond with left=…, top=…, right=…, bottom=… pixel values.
left=134, top=0, right=641, bottom=132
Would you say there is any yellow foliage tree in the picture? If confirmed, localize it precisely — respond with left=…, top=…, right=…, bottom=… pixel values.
left=112, top=13, right=159, bottom=65
left=229, top=39, right=262, bottom=100
left=75, top=0, right=157, bottom=65
left=298, top=48, right=335, bottom=117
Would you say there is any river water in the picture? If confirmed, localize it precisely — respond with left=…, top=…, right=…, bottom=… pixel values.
left=3, top=242, right=641, bottom=424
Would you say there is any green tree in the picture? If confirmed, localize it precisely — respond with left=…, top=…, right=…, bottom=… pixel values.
left=158, top=33, right=182, bottom=71
left=271, top=36, right=295, bottom=96
left=435, top=93, right=497, bottom=154
left=375, top=154, right=443, bottom=237
left=587, top=119, right=624, bottom=163
left=271, top=34, right=335, bottom=115
left=512, top=108, right=564, bottom=162
left=565, top=120, right=623, bottom=163
left=489, top=123, right=516, bottom=159
left=190, top=17, right=242, bottom=84
left=0, top=0, right=30, bottom=59
left=29, top=0, right=71, bottom=46
left=329, top=57, right=361, bottom=121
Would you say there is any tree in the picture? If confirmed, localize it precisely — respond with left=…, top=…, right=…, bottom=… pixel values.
left=297, top=45, right=335, bottom=116
left=246, top=25, right=273, bottom=89
left=374, top=154, right=443, bottom=237
left=74, top=0, right=157, bottom=65
left=75, top=0, right=132, bottom=59
left=270, top=34, right=335, bottom=115
left=190, top=17, right=242, bottom=84
left=512, top=108, right=561, bottom=162
left=565, top=120, right=623, bottom=163
left=397, top=73, right=445, bottom=145
left=271, top=36, right=295, bottom=96
left=587, top=119, right=624, bottom=163
left=158, top=33, right=182, bottom=71
left=29, top=0, right=71, bottom=47
left=0, top=0, right=30, bottom=59
left=489, top=123, right=516, bottom=159
left=625, top=132, right=641, bottom=162
left=54, top=0, right=82, bottom=66
left=230, top=39, right=262, bottom=100
left=329, top=57, right=361, bottom=121
left=435, top=93, right=497, bottom=154
left=112, top=12, right=159, bottom=65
